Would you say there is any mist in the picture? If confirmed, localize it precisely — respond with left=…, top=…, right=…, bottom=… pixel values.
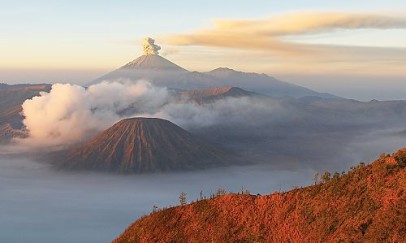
left=16, top=79, right=406, bottom=173
left=17, top=80, right=282, bottom=149
left=1, top=130, right=404, bottom=242
left=0, top=155, right=314, bottom=243
left=3, top=79, right=406, bottom=242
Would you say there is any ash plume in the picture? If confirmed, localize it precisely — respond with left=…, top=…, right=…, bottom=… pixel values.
left=143, top=37, right=161, bottom=55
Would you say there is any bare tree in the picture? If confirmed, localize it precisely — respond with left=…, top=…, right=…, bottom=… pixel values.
left=179, top=192, right=187, bottom=206
left=216, top=188, right=226, bottom=197
left=313, top=172, right=320, bottom=185
left=152, top=204, right=158, bottom=213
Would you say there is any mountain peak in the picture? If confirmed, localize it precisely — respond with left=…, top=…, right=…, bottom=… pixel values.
left=56, top=117, right=230, bottom=173
left=120, top=54, right=187, bottom=72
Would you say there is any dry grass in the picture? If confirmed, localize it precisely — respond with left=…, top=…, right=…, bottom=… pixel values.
left=114, top=150, right=406, bottom=242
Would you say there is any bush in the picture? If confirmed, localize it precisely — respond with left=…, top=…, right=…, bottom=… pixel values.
left=394, top=150, right=406, bottom=168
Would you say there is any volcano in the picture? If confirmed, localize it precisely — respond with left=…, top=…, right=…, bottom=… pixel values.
left=120, top=54, right=187, bottom=72
left=56, top=117, right=230, bottom=173
left=92, top=40, right=337, bottom=98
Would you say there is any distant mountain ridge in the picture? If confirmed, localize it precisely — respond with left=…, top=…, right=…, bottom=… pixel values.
left=180, top=86, right=252, bottom=98
left=55, top=117, right=231, bottom=173
left=93, top=54, right=337, bottom=99
left=114, top=149, right=406, bottom=242
left=178, top=86, right=257, bottom=104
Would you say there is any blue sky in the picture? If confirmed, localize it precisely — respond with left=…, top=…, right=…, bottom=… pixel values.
left=1, top=1, right=405, bottom=100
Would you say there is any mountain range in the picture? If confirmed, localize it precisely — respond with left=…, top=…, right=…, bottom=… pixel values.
left=0, top=54, right=336, bottom=148
left=2, top=54, right=406, bottom=175
left=93, top=54, right=336, bottom=98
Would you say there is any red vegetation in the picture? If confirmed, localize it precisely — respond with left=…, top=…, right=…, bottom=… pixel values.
left=114, top=150, right=406, bottom=242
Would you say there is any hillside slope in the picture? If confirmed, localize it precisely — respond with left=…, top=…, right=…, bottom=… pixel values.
left=0, top=83, right=50, bottom=143
left=114, top=150, right=406, bottom=242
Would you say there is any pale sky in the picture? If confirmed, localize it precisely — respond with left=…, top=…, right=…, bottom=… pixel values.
left=1, top=0, right=406, bottom=100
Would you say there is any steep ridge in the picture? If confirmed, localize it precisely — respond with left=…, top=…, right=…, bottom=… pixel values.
left=0, top=83, right=51, bottom=143
left=114, top=149, right=406, bottom=242
left=0, top=123, right=27, bottom=144
left=0, top=83, right=50, bottom=126
left=56, top=117, right=231, bottom=173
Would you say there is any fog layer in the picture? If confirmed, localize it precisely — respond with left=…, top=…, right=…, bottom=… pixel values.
left=0, top=156, right=313, bottom=243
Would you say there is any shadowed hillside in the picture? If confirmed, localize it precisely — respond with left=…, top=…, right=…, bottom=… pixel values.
left=0, top=83, right=51, bottom=143
left=178, top=86, right=256, bottom=104
left=114, top=149, right=406, bottom=242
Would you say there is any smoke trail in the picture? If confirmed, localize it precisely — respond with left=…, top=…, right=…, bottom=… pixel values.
left=143, top=37, right=161, bottom=55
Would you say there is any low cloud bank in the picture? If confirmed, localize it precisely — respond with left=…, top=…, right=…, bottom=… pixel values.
left=19, top=80, right=168, bottom=148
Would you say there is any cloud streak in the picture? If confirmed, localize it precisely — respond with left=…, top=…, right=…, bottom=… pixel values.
left=165, top=11, right=406, bottom=55
left=215, top=12, right=406, bottom=35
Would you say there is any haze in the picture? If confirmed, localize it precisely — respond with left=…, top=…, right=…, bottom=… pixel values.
left=1, top=1, right=406, bottom=100
left=1, top=129, right=404, bottom=242
left=0, top=156, right=314, bottom=243
left=1, top=1, right=406, bottom=242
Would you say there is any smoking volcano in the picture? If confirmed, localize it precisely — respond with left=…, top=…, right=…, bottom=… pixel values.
left=93, top=38, right=334, bottom=98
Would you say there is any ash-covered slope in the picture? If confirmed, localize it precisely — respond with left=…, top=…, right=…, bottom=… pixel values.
left=92, top=54, right=188, bottom=85
left=120, top=54, right=186, bottom=71
left=56, top=118, right=231, bottom=173
left=114, top=149, right=406, bottom=242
